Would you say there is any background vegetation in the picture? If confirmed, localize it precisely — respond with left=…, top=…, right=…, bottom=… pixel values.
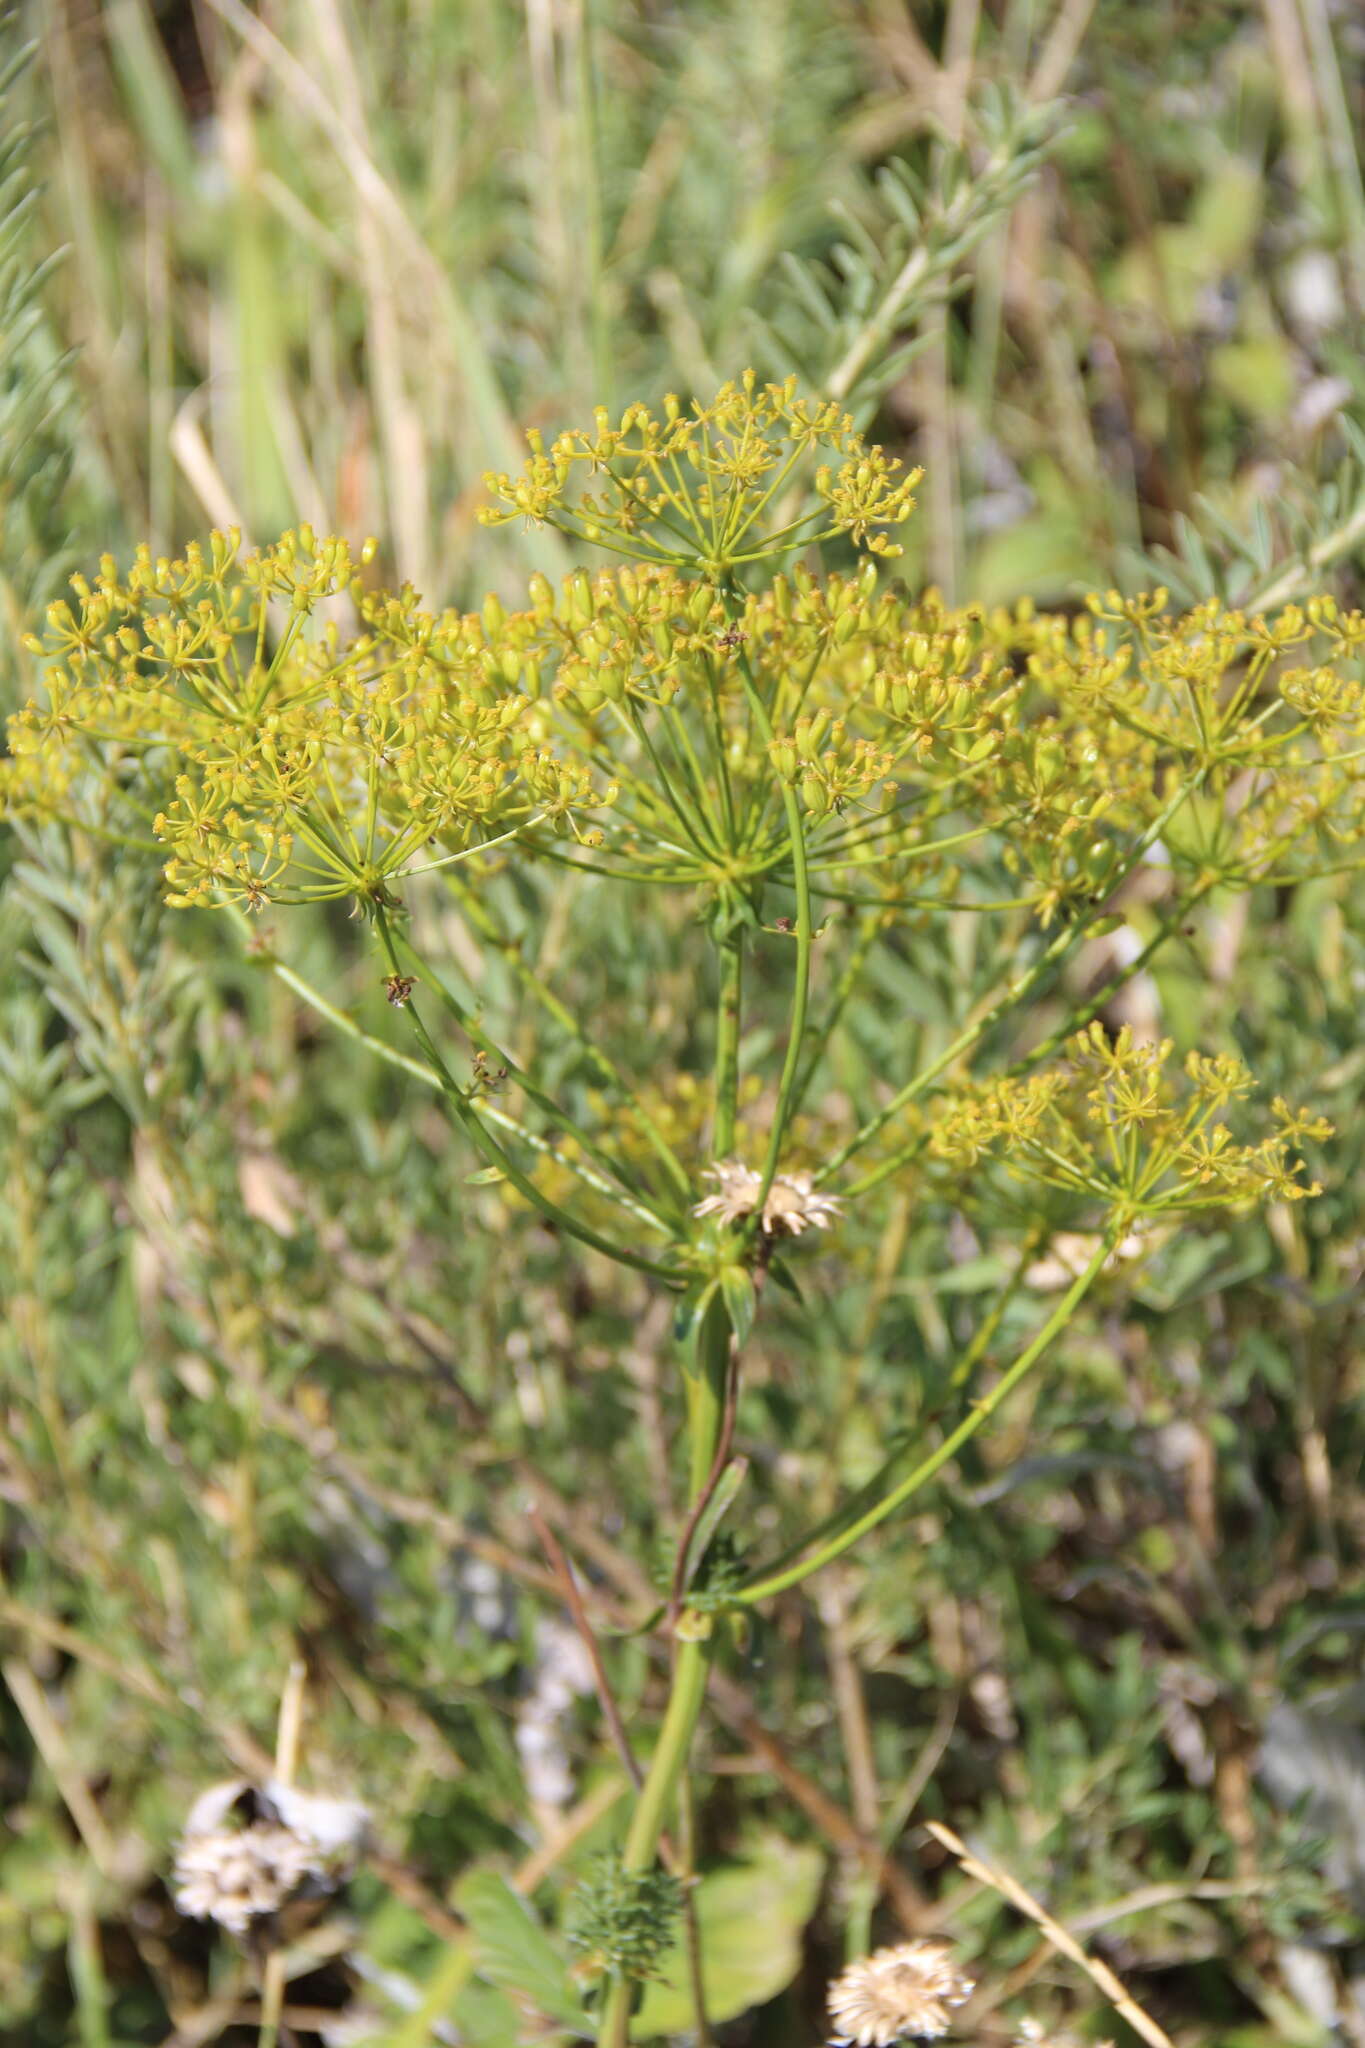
left=2, top=2, right=1364, bottom=2044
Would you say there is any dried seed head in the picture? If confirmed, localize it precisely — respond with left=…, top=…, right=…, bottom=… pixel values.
left=694, top=1160, right=842, bottom=1237
left=827, top=1939, right=975, bottom=2045
left=759, top=1169, right=842, bottom=1235
left=173, top=1823, right=319, bottom=1935
left=263, top=1780, right=370, bottom=1863
left=173, top=1778, right=369, bottom=1935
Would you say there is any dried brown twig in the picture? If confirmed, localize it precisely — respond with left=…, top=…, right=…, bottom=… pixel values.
left=925, top=1820, right=1176, bottom=2048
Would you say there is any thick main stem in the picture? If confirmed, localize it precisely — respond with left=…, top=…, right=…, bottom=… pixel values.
left=597, top=1304, right=730, bottom=2048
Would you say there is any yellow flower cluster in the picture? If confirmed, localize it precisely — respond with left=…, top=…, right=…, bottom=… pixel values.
left=931, top=1024, right=1330, bottom=1215
left=767, top=714, right=895, bottom=821
left=4, top=528, right=615, bottom=908
left=4, top=382, right=1364, bottom=927
left=478, top=370, right=922, bottom=571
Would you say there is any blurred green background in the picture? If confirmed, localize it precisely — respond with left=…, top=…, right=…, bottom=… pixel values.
left=2, top=3, right=1365, bottom=2045
left=12, top=0, right=1365, bottom=623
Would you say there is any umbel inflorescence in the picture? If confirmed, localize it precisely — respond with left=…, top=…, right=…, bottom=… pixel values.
left=1, top=374, right=1350, bottom=1247
left=477, top=371, right=923, bottom=570
left=931, top=1024, right=1329, bottom=1215
left=5, top=376, right=1363, bottom=931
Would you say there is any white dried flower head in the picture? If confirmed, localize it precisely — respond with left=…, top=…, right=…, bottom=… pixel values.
left=694, top=1160, right=763, bottom=1227
left=173, top=1823, right=320, bottom=1934
left=827, top=1939, right=974, bottom=2045
left=694, top=1160, right=842, bottom=1237
left=173, top=1777, right=369, bottom=1934
left=265, top=1780, right=370, bottom=1868
left=182, top=1776, right=252, bottom=1838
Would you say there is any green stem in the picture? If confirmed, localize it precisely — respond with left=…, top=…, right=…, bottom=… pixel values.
left=222, top=911, right=669, bottom=1232
left=685, top=1299, right=731, bottom=1499
left=662, top=694, right=725, bottom=846
left=702, top=658, right=738, bottom=844
left=788, top=908, right=882, bottom=1125
left=620, top=699, right=718, bottom=860
left=372, top=906, right=681, bottom=1280
left=842, top=873, right=1217, bottom=1201
left=624, top=1639, right=711, bottom=1871
left=818, top=775, right=1209, bottom=1187
left=844, top=1870, right=878, bottom=1964
left=223, top=906, right=436, bottom=1086
left=713, top=929, right=743, bottom=1158
left=596, top=1639, right=712, bottom=2045
left=443, top=872, right=693, bottom=1203
left=815, top=909, right=1085, bottom=1188
left=596, top=1306, right=730, bottom=2048
left=678, top=1778, right=713, bottom=2045
left=756, top=1226, right=1046, bottom=1595
left=387, top=922, right=659, bottom=1216
left=1014, top=875, right=1215, bottom=1075
left=729, top=623, right=812, bottom=1203
left=38, top=813, right=162, bottom=855
left=737, top=1230, right=1117, bottom=1602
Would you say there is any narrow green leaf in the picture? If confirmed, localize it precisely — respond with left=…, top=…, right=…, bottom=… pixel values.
left=718, top=1261, right=756, bottom=1346
left=685, top=1457, right=749, bottom=1592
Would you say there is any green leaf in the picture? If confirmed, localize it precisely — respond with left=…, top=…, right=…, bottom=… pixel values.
left=675, top=1279, right=719, bottom=1363
left=718, top=1261, right=757, bottom=1345
left=631, top=1838, right=823, bottom=2038
left=766, top=1258, right=805, bottom=1303
left=705, top=888, right=763, bottom=945
left=450, top=1979, right=531, bottom=2048
left=685, top=1457, right=749, bottom=1592
left=453, top=1870, right=591, bottom=2035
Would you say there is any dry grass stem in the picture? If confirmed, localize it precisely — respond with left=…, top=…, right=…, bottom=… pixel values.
left=925, top=1821, right=1176, bottom=2048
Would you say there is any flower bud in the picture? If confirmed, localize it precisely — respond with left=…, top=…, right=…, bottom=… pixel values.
left=796, top=712, right=829, bottom=761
